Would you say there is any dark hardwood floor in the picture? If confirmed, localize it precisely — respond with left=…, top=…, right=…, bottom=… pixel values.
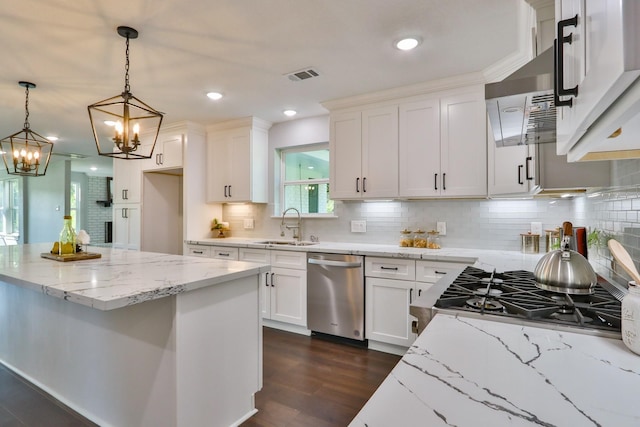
left=242, top=328, right=401, bottom=427
left=0, top=327, right=400, bottom=427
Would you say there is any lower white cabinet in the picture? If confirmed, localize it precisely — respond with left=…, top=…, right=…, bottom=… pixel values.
left=185, top=245, right=238, bottom=260
left=113, top=204, right=140, bottom=250
left=366, top=277, right=415, bottom=347
left=239, top=248, right=307, bottom=328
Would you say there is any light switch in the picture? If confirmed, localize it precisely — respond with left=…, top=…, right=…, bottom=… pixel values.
left=437, top=221, right=446, bottom=236
left=243, top=218, right=254, bottom=230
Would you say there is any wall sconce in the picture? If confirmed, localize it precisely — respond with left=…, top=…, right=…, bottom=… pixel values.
left=87, top=26, right=163, bottom=160
left=0, top=81, right=53, bottom=177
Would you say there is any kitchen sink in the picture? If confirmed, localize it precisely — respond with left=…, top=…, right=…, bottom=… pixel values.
left=255, top=240, right=317, bottom=246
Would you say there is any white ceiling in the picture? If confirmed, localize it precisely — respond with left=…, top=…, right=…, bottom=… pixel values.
left=1, top=0, right=532, bottom=175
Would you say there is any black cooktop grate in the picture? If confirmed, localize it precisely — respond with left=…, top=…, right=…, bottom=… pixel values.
left=434, top=266, right=622, bottom=334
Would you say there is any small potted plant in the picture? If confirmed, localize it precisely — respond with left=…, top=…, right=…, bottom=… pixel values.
left=211, top=218, right=230, bottom=238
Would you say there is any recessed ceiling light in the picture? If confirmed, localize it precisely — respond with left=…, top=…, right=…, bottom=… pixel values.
left=207, top=92, right=223, bottom=100
left=395, top=37, right=421, bottom=51
left=46, top=136, right=59, bottom=141
left=283, top=109, right=297, bottom=117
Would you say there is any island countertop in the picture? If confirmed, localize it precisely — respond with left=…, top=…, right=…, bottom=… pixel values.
left=350, top=313, right=640, bottom=427
left=0, top=243, right=270, bottom=311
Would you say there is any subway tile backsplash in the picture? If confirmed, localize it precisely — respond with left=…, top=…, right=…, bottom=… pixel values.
left=221, top=159, right=640, bottom=287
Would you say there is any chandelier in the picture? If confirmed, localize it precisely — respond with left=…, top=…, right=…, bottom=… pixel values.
left=88, top=26, right=163, bottom=159
left=0, top=81, right=53, bottom=177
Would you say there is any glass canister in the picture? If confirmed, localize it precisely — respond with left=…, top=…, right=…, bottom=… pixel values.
left=622, top=281, right=640, bottom=355
left=427, top=230, right=441, bottom=249
left=399, top=229, right=413, bottom=247
left=59, top=215, right=76, bottom=255
left=413, top=229, right=427, bottom=248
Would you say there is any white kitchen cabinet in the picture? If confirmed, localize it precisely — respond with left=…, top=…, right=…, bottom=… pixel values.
left=143, top=134, right=183, bottom=171
left=239, top=248, right=306, bottom=328
left=113, top=204, right=140, bottom=250
left=366, top=277, right=415, bottom=348
left=112, top=158, right=141, bottom=204
left=399, top=98, right=441, bottom=197
left=555, top=0, right=640, bottom=160
left=330, top=106, right=398, bottom=199
left=365, top=257, right=415, bottom=281
left=206, top=117, right=271, bottom=203
left=439, top=90, right=487, bottom=196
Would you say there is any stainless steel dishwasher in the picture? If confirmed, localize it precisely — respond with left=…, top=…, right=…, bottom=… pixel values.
left=307, top=253, right=365, bottom=341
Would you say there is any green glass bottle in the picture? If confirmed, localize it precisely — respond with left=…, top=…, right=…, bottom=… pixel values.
left=59, top=215, right=76, bottom=255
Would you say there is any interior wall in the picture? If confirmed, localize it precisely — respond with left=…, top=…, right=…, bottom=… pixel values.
left=24, top=160, right=67, bottom=244
left=142, top=172, right=182, bottom=255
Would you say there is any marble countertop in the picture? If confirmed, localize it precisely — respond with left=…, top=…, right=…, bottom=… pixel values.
left=186, top=238, right=545, bottom=272
left=0, top=243, right=270, bottom=311
left=350, top=313, right=640, bottom=427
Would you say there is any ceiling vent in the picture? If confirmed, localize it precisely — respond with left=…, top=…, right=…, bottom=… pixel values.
left=285, top=67, right=320, bottom=82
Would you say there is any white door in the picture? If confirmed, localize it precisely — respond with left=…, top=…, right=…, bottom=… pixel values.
left=361, top=106, right=399, bottom=198
left=365, top=277, right=414, bottom=347
left=399, top=98, right=441, bottom=197
left=488, top=141, right=529, bottom=196
left=440, top=90, right=487, bottom=197
left=329, top=111, right=362, bottom=199
left=269, top=267, right=307, bottom=326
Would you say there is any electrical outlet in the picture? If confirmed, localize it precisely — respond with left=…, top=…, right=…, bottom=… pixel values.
left=437, top=221, right=446, bottom=236
left=351, top=220, right=367, bottom=233
left=243, top=218, right=254, bottom=230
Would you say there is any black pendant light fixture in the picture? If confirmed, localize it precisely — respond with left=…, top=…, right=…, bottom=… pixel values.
left=0, top=81, right=53, bottom=177
left=88, top=26, right=163, bottom=159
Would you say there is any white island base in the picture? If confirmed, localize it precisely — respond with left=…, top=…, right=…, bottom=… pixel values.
left=0, top=274, right=261, bottom=427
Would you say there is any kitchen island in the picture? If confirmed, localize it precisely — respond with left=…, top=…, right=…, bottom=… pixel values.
left=0, top=243, right=270, bottom=427
left=350, top=313, right=640, bottom=426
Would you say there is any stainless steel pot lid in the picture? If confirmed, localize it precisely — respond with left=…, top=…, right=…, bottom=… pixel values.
left=534, top=249, right=597, bottom=295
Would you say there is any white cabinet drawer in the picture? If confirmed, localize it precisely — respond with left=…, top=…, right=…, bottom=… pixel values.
left=211, top=246, right=239, bottom=260
left=270, top=250, right=306, bottom=270
left=416, top=260, right=467, bottom=284
left=365, top=257, right=416, bottom=281
left=239, top=248, right=269, bottom=263
left=186, top=245, right=210, bottom=258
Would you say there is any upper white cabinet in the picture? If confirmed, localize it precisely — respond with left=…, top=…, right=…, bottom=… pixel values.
left=330, top=86, right=487, bottom=200
left=398, top=98, right=440, bottom=197
left=438, top=90, right=487, bottom=197
left=144, top=135, right=183, bottom=171
left=206, top=117, right=271, bottom=203
left=330, top=106, right=398, bottom=199
left=112, top=158, right=141, bottom=204
left=555, top=0, right=640, bottom=161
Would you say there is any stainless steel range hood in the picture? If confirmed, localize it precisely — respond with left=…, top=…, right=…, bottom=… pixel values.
left=485, top=47, right=556, bottom=147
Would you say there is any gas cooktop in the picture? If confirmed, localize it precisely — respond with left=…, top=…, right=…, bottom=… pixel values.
left=433, top=266, right=622, bottom=337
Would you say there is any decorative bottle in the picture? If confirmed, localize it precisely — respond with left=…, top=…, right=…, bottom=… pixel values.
left=622, top=281, right=640, bottom=355
left=59, top=215, right=76, bottom=255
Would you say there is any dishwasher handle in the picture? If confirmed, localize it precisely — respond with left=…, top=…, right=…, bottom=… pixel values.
left=308, top=258, right=362, bottom=268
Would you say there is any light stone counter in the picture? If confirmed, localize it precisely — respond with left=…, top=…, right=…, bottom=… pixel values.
left=350, top=313, right=640, bottom=427
left=0, top=243, right=269, bottom=310
left=187, top=237, right=545, bottom=272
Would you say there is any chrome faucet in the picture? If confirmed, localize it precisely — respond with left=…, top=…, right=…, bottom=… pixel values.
left=281, top=207, right=302, bottom=241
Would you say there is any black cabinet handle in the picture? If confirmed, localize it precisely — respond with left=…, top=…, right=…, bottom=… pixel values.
left=418, top=289, right=422, bottom=297
left=193, top=250, right=204, bottom=255
left=270, top=272, right=275, bottom=287
left=224, top=185, right=228, bottom=197
left=443, top=173, right=446, bottom=191
left=228, top=185, right=232, bottom=197
left=409, top=288, right=413, bottom=303
left=218, top=252, right=230, bottom=257
left=554, top=15, right=579, bottom=108
left=265, top=272, right=270, bottom=286
left=525, top=156, right=533, bottom=180
left=434, top=173, right=438, bottom=190
left=435, top=271, right=447, bottom=275
left=356, top=177, right=360, bottom=193
left=362, top=177, right=367, bottom=193
left=380, top=266, right=399, bottom=271
left=122, top=189, right=128, bottom=200
left=518, top=165, right=524, bottom=185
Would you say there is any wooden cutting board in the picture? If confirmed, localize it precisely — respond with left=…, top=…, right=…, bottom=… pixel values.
left=40, top=252, right=102, bottom=262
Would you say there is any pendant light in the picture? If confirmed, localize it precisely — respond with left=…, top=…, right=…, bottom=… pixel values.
left=0, top=81, right=53, bottom=177
left=88, top=26, right=163, bottom=159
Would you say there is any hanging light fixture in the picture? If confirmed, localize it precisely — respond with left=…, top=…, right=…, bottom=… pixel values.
left=88, top=26, right=163, bottom=159
left=0, top=81, right=53, bottom=177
